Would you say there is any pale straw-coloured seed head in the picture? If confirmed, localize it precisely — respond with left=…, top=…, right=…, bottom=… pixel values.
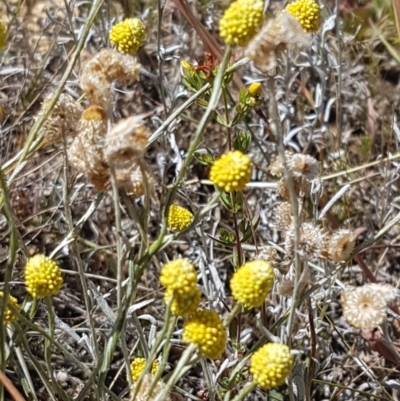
left=104, top=117, right=149, bottom=164
left=327, top=229, right=355, bottom=262
left=287, top=153, right=319, bottom=180
left=284, top=222, right=325, bottom=260
left=114, top=162, right=154, bottom=197
left=36, top=93, right=83, bottom=145
left=80, top=49, right=141, bottom=108
left=245, top=11, right=311, bottom=73
left=341, top=286, right=387, bottom=330
left=273, top=201, right=293, bottom=230
left=363, top=283, right=399, bottom=306
left=276, top=176, right=311, bottom=199
left=130, top=374, right=171, bottom=401
left=68, top=104, right=109, bottom=188
left=257, top=246, right=278, bottom=266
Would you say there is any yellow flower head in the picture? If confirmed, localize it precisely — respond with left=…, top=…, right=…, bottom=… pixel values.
left=109, top=18, right=146, bottom=55
left=130, top=358, right=159, bottom=382
left=210, top=150, right=252, bottom=192
left=248, top=82, right=262, bottom=97
left=160, top=259, right=197, bottom=296
left=0, top=22, right=7, bottom=51
left=285, top=0, right=320, bottom=33
left=250, top=343, right=293, bottom=389
left=167, top=205, right=193, bottom=231
left=24, top=254, right=63, bottom=298
left=219, top=0, right=264, bottom=46
left=182, top=310, right=226, bottom=360
left=0, top=292, right=20, bottom=324
left=230, top=260, right=274, bottom=307
left=165, top=287, right=201, bottom=316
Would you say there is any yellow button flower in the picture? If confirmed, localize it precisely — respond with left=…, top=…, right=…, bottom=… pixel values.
left=182, top=310, right=226, bottom=360
left=167, top=205, right=193, bottom=231
left=219, top=0, right=264, bottom=46
left=164, top=287, right=201, bottom=316
left=160, top=259, right=197, bottom=296
left=130, top=358, right=159, bottom=382
left=210, top=150, right=252, bottom=192
left=285, top=0, right=320, bottom=33
left=250, top=343, right=293, bottom=389
left=230, top=260, right=274, bottom=307
left=24, top=254, right=63, bottom=298
left=109, top=18, right=146, bottom=55
left=248, top=82, right=262, bottom=97
left=0, top=292, right=20, bottom=324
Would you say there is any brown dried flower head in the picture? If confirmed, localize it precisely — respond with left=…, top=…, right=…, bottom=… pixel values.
left=287, top=153, right=319, bottom=180
left=68, top=106, right=110, bottom=190
left=130, top=374, right=171, bottom=401
left=115, top=162, right=154, bottom=197
left=36, top=93, right=83, bottom=145
left=327, top=229, right=355, bottom=263
left=80, top=49, right=141, bottom=108
left=245, top=11, right=311, bottom=73
left=276, top=176, right=311, bottom=200
left=341, top=286, right=387, bottom=330
left=284, top=222, right=326, bottom=260
left=104, top=117, right=149, bottom=164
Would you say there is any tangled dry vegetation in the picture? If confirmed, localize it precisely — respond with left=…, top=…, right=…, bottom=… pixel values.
left=1, top=0, right=400, bottom=400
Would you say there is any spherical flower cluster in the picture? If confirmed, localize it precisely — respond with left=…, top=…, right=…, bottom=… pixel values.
left=109, top=18, right=146, bottom=55
left=219, top=0, right=264, bottom=46
left=0, top=292, right=20, bottom=324
left=250, top=343, right=293, bottom=389
left=24, top=254, right=63, bottom=298
left=182, top=310, right=226, bottom=360
left=285, top=0, right=320, bottom=33
left=164, top=287, right=201, bottom=316
left=167, top=205, right=193, bottom=231
left=341, top=286, right=386, bottom=330
left=130, top=358, right=159, bottom=382
left=160, top=259, right=200, bottom=316
left=210, top=150, right=252, bottom=192
left=0, top=22, right=7, bottom=51
left=230, top=260, right=274, bottom=307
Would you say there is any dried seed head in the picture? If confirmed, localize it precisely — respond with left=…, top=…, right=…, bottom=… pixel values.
left=257, top=246, right=278, bottom=266
left=68, top=114, right=110, bottom=192
left=276, top=176, right=311, bottom=199
left=327, top=229, right=355, bottom=262
left=245, top=11, right=311, bottom=73
left=273, top=201, right=293, bottom=230
left=36, top=93, right=83, bottom=145
left=131, top=374, right=171, bottom=401
left=287, top=153, right=319, bottom=180
left=104, top=117, right=149, bottom=164
left=114, top=162, right=154, bottom=197
left=80, top=49, right=141, bottom=108
left=341, top=286, right=386, bottom=330
left=284, top=222, right=325, bottom=260
left=269, top=155, right=284, bottom=178
left=363, top=283, right=399, bottom=306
